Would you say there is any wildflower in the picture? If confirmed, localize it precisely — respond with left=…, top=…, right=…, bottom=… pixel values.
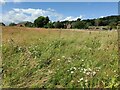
left=71, top=71, right=74, bottom=74
left=73, top=67, right=76, bottom=70
left=18, top=47, right=21, bottom=51
left=92, top=71, right=96, bottom=76
left=85, top=79, right=88, bottom=82
left=62, top=56, right=65, bottom=58
left=67, top=70, right=69, bottom=72
left=98, top=48, right=101, bottom=50
left=48, top=70, right=52, bottom=73
left=81, top=59, right=84, bottom=62
left=71, top=80, right=74, bottom=83
left=88, top=68, right=92, bottom=71
left=88, top=48, right=92, bottom=50
left=85, top=82, right=88, bottom=86
left=84, top=68, right=87, bottom=72
left=35, top=46, right=38, bottom=48
left=81, top=68, right=83, bottom=71
left=57, top=59, right=60, bottom=61
left=68, top=60, right=71, bottom=63
left=79, top=78, right=83, bottom=81
left=86, top=72, right=91, bottom=75
left=82, top=64, right=84, bottom=67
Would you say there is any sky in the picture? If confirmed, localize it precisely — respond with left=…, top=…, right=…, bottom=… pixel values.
left=0, top=2, right=119, bottom=25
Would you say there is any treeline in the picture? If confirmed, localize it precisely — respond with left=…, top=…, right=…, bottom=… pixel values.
left=1, top=15, right=120, bottom=29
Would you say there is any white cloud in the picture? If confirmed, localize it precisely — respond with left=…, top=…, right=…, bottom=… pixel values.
left=13, top=0, right=22, bottom=2
left=99, top=16, right=104, bottom=18
left=61, top=15, right=83, bottom=21
left=1, top=8, right=83, bottom=25
left=1, top=8, right=64, bottom=25
left=0, top=0, right=23, bottom=5
left=0, top=0, right=6, bottom=5
left=47, top=8, right=55, bottom=12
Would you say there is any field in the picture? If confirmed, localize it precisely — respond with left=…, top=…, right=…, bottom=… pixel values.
left=1, top=26, right=119, bottom=88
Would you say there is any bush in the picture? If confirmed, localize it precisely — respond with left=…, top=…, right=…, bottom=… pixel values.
left=9, top=23, right=16, bottom=26
left=54, top=21, right=64, bottom=28
left=72, top=21, right=88, bottom=29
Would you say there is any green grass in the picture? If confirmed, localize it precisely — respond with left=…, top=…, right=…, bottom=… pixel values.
left=2, top=27, right=119, bottom=88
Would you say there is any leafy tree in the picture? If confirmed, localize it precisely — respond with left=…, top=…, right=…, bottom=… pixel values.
left=34, top=16, right=50, bottom=28
left=44, top=16, right=50, bottom=24
left=72, top=21, right=88, bottom=29
left=54, top=21, right=64, bottom=28
left=95, top=19, right=100, bottom=26
left=77, top=18, right=81, bottom=21
left=46, top=22, right=54, bottom=28
left=109, top=22, right=117, bottom=29
left=9, top=23, right=16, bottom=26
left=25, top=22, right=34, bottom=27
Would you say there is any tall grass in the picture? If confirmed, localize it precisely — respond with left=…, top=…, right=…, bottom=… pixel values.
left=2, top=26, right=119, bottom=88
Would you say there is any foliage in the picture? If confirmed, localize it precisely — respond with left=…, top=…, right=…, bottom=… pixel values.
left=54, top=21, right=64, bottom=28
left=72, top=21, right=88, bottom=29
left=34, top=16, right=50, bottom=28
left=25, top=21, right=34, bottom=27
left=6, top=15, right=120, bottom=29
left=109, top=22, right=117, bottom=29
left=44, top=22, right=54, bottom=28
left=9, top=23, right=16, bottom=26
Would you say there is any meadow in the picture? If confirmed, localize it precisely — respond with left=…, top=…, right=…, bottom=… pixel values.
left=1, top=26, right=119, bottom=88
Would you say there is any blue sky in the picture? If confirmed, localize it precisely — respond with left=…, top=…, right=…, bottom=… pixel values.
left=1, top=2, right=119, bottom=24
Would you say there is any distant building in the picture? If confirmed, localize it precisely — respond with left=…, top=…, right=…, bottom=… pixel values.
left=16, top=24, right=25, bottom=27
left=16, top=21, right=33, bottom=27
left=67, top=24, right=72, bottom=29
left=64, top=23, right=72, bottom=29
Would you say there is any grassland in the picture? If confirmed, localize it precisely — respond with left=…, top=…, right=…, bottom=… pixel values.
left=1, top=26, right=119, bottom=88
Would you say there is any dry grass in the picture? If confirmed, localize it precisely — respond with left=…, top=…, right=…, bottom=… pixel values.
left=2, top=26, right=119, bottom=88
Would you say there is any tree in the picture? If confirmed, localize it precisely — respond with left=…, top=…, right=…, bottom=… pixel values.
left=9, top=23, right=16, bottom=26
left=72, top=21, right=88, bottom=29
left=25, top=21, right=34, bottom=27
left=54, top=21, right=64, bottom=28
left=34, top=16, right=50, bottom=28
left=77, top=18, right=81, bottom=21
left=95, top=19, right=100, bottom=26
left=44, top=16, right=50, bottom=24
left=109, top=22, right=117, bottom=29
left=45, top=22, right=54, bottom=28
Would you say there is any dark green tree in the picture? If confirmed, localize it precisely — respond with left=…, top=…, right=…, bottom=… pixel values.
left=109, top=22, right=117, bottom=29
left=25, top=22, right=34, bottom=27
left=34, top=16, right=50, bottom=28
left=77, top=18, right=81, bottom=21
left=72, top=21, right=88, bottom=29
left=46, top=22, right=54, bottom=28
left=54, top=21, right=64, bottom=28
left=9, top=23, right=16, bottom=26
